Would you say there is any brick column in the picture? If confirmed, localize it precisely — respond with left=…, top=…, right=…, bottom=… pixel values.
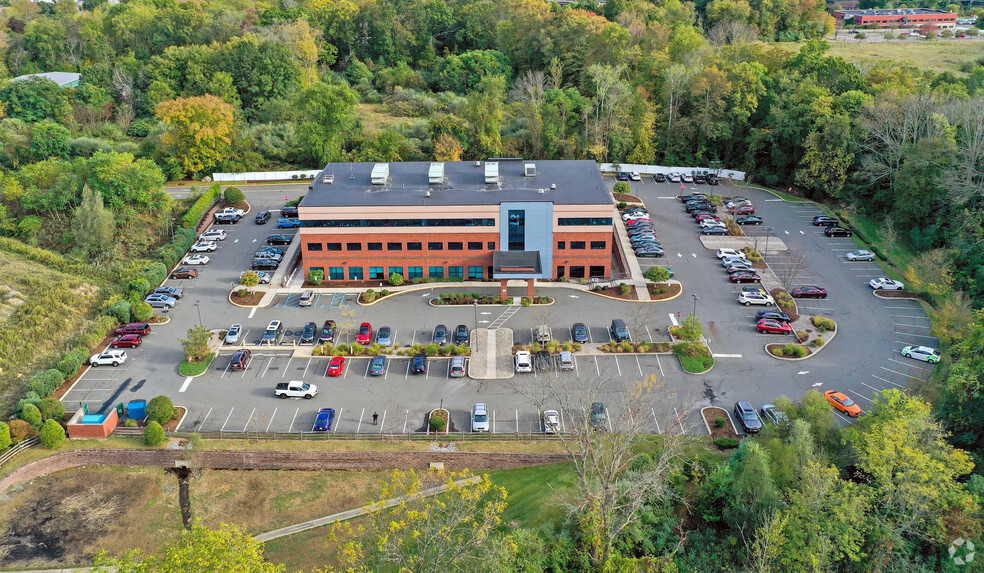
left=500, top=280, right=508, bottom=299
left=527, top=279, right=535, bottom=299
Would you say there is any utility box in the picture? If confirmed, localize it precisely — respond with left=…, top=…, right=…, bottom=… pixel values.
left=428, top=162, right=445, bottom=184
left=484, top=162, right=499, bottom=184
left=371, top=163, right=389, bottom=185
left=524, top=163, right=536, bottom=177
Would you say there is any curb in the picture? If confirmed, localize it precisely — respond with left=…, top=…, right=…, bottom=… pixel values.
left=228, top=289, right=268, bottom=308
left=177, top=353, right=216, bottom=378
left=680, top=356, right=714, bottom=375
left=699, top=406, right=738, bottom=436
left=151, top=316, right=171, bottom=325
left=427, top=298, right=553, bottom=307
left=765, top=318, right=838, bottom=361
left=584, top=280, right=684, bottom=304
left=872, top=290, right=920, bottom=300
left=172, top=406, right=190, bottom=432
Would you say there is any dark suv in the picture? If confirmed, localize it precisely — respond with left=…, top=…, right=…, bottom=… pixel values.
left=281, top=206, right=299, bottom=218
left=229, top=349, right=252, bottom=370
left=454, top=324, right=470, bottom=345
left=299, top=321, right=317, bottom=345
left=591, top=402, right=608, bottom=431
left=254, top=211, right=271, bottom=224
left=319, top=320, right=337, bottom=344
left=734, top=401, right=763, bottom=434
left=610, top=319, right=629, bottom=342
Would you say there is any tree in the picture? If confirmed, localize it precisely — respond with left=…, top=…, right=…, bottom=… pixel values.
left=0, top=77, right=70, bottom=122
left=157, top=95, right=236, bottom=177
left=29, top=120, right=71, bottom=162
left=296, top=81, right=359, bottom=165
left=728, top=440, right=780, bottom=532
left=461, top=75, right=506, bottom=159
left=327, top=469, right=506, bottom=573
left=613, top=181, right=631, bottom=197
left=146, top=395, right=176, bottom=426
left=72, top=184, right=115, bottom=256
left=677, top=313, right=703, bottom=342
left=645, top=266, right=671, bottom=283
left=432, top=133, right=463, bottom=161
left=240, top=271, right=260, bottom=290
left=773, top=246, right=809, bottom=292
left=40, top=419, right=65, bottom=449
left=179, top=325, right=212, bottom=361
left=93, top=523, right=285, bottom=572
left=38, top=397, right=65, bottom=422
left=223, top=186, right=245, bottom=204
left=131, top=301, right=154, bottom=323
left=0, top=421, right=10, bottom=450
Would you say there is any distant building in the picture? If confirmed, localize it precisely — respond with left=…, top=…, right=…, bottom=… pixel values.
left=831, top=8, right=957, bottom=28
left=10, top=72, right=81, bottom=88
left=827, top=1, right=859, bottom=10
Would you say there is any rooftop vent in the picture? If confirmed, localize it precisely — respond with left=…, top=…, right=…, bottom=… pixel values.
left=550, top=183, right=556, bottom=190
left=370, top=163, right=389, bottom=185
left=322, top=173, right=334, bottom=184
left=428, top=162, right=445, bottom=184
left=525, top=163, right=536, bottom=177
left=485, top=162, right=499, bottom=184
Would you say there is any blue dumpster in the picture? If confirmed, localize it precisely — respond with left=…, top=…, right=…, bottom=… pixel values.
left=127, top=400, right=147, bottom=420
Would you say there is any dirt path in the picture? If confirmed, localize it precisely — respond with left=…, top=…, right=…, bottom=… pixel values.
left=0, top=449, right=568, bottom=496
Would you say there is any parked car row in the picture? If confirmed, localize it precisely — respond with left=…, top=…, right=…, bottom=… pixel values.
left=623, top=206, right=665, bottom=258
left=812, top=215, right=853, bottom=237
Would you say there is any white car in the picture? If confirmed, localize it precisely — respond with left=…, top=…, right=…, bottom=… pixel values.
left=225, top=323, right=243, bottom=344
left=514, top=351, right=533, bottom=373
left=543, top=409, right=560, bottom=434
left=717, top=248, right=747, bottom=259
left=901, top=345, right=940, bottom=364
left=216, top=207, right=245, bottom=217
left=682, top=173, right=694, bottom=183
left=90, top=349, right=127, bottom=367
left=199, top=229, right=227, bottom=241
left=846, top=250, right=875, bottom=261
left=738, top=291, right=775, bottom=306
left=182, top=254, right=210, bottom=265
left=668, top=173, right=681, bottom=182
left=869, top=277, right=904, bottom=290
left=700, top=220, right=726, bottom=228
left=628, top=171, right=641, bottom=181
left=240, top=270, right=271, bottom=284
left=190, top=241, right=217, bottom=253
left=471, top=403, right=490, bottom=432
left=622, top=212, right=651, bottom=222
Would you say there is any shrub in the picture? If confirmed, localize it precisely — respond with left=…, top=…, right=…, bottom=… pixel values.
left=620, top=283, right=631, bottom=295
left=645, top=266, right=671, bottom=283
left=618, top=201, right=627, bottom=209
left=124, top=419, right=138, bottom=427
left=57, top=347, right=88, bottom=378
left=223, top=186, right=245, bottom=204
left=131, top=301, right=154, bottom=322
left=715, top=437, right=740, bottom=449
left=38, top=398, right=66, bottom=422
left=349, top=343, right=365, bottom=355
left=380, top=289, right=389, bottom=296
left=0, top=422, right=10, bottom=450
left=181, top=183, right=221, bottom=228
left=521, top=297, right=532, bottom=307
left=146, top=395, right=176, bottom=425
left=796, top=330, right=809, bottom=341
left=144, top=421, right=167, bottom=446
left=106, top=300, right=132, bottom=324
left=429, top=411, right=448, bottom=432
left=714, top=417, right=726, bottom=428
left=17, top=392, right=42, bottom=413
left=771, top=347, right=784, bottom=356
left=782, top=344, right=809, bottom=358
left=40, top=419, right=65, bottom=449
left=142, top=262, right=168, bottom=287
left=28, top=369, right=65, bottom=399
left=8, top=419, right=34, bottom=443
left=388, top=272, right=404, bottom=286
left=127, top=278, right=151, bottom=297
left=309, top=269, right=325, bottom=285
left=811, top=337, right=826, bottom=348
left=424, top=343, right=440, bottom=356
left=811, top=316, right=836, bottom=332
left=620, top=341, right=633, bottom=352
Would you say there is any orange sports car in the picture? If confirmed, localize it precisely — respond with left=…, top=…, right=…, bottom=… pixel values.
left=825, top=390, right=862, bottom=417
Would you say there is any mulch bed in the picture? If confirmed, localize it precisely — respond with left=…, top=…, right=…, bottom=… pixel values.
left=615, top=194, right=644, bottom=204
left=231, top=291, right=265, bottom=306
left=873, top=290, right=922, bottom=299
left=593, top=285, right=639, bottom=300
left=702, top=407, right=739, bottom=441
left=649, top=282, right=682, bottom=300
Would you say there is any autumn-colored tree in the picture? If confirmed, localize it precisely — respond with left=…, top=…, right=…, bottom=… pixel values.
left=156, top=95, right=235, bottom=177
left=433, top=133, right=463, bottom=161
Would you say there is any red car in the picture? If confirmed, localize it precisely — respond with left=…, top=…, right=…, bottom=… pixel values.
left=790, top=286, right=828, bottom=299
left=327, top=356, right=346, bottom=376
left=825, top=390, right=862, bottom=417
left=730, top=205, right=755, bottom=215
left=757, top=319, right=793, bottom=335
left=357, top=322, right=372, bottom=344
left=115, top=322, right=151, bottom=336
left=694, top=214, right=720, bottom=222
left=111, top=334, right=143, bottom=348
left=625, top=218, right=651, bottom=226
left=729, top=272, right=761, bottom=283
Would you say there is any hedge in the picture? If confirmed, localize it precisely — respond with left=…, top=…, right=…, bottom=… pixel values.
left=0, top=421, right=10, bottom=450
left=127, top=277, right=152, bottom=297
left=57, top=347, right=89, bottom=378
left=40, top=419, right=65, bottom=448
left=39, top=398, right=66, bottom=422
left=715, top=437, right=740, bottom=448
left=16, top=391, right=41, bottom=413
left=141, top=262, right=168, bottom=287
left=158, top=227, right=197, bottom=268
left=106, top=300, right=132, bottom=324
left=27, top=369, right=67, bottom=399
left=20, top=403, right=42, bottom=429
left=131, top=301, right=154, bottom=322
left=181, top=183, right=222, bottom=229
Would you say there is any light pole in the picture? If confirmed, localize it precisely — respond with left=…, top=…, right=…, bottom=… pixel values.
left=692, top=294, right=699, bottom=317
left=764, top=227, right=773, bottom=262
left=194, top=300, right=203, bottom=326
left=473, top=300, right=479, bottom=332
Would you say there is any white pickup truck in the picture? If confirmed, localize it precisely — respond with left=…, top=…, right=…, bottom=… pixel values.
left=216, top=207, right=245, bottom=218
left=275, top=380, right=318, bottom=399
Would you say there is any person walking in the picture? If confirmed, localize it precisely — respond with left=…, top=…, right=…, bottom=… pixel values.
left=372, top=412, right=378, bottom=425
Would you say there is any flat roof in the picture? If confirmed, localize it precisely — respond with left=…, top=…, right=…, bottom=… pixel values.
left=838, top=8, right=955, bottom=15
left=11, top=72, right=81, bottom=86
left=301, top=160, right=611, bottom=208
left=493, top=251, right=542, bottom=275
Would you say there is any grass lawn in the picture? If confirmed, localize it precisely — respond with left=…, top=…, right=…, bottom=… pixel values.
left=179, top=352, right=215, bottom=376
left=829, top=208, right=911, bottom=282
left=782, top=38, right=984, bottom=75
left=490, top=462, right=577, bottom=529
left=357, top=103, right=417, bottom=133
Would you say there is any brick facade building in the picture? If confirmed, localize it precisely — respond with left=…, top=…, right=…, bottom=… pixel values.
left=298, top=160, right=616, bottom=295
left=831, top=8, right=957, bottom=28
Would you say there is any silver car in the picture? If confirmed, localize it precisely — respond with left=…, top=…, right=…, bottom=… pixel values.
left=225, top=323, right=243, bottom=344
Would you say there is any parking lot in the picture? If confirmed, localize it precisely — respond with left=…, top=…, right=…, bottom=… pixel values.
left=61, top=181, right=937, bottom=435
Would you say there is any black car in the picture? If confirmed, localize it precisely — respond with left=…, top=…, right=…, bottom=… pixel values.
left=707, top=174, right=719, bottom=185
left=824, top=226, right=853, bottom=237
left=686, top=205, right=715, bottom=214
left=319, top=320, right=337, bottom=344
left=654, top=173, right=666, bottom=182
left=454, top=324, right=469, bottom=345
left=734, top=401, right=763, bottom=434
left=693, top=172, right=706, bottom=184
left=411, top=353, right=427, bottom=374
left=299, top=321, right=317, bottom=344
left=572, top=322, right=589, bottom=343
left=255, top=211, right=271, bottom=224
left=701, top=227, right=729, bottom=235
left=736, top=216, right=764, bottom=225
left=266, top=234, right=293, bottom=245
left=681, top=194, right=707, bottom=203
left=215, top=213, right=240, bottom=224
left=535, top=350, right=552, bottom=372
left=812, top=215, right=838, bottom=226
left=755, top=310, right=792, bottom=323
left=252, top=258, right=280, bottom=270
left=433, top=324, right=448, bottom=345
left=616, top=172, right=630, bottom=181
left=281, top=206, right=299, bottom=218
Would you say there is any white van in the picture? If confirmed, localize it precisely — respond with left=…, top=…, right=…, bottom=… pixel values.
left=559, top=351, right=574, bottom=371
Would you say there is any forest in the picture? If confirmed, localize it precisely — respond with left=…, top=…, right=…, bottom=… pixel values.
left=0, top=0, right=980, bottom=570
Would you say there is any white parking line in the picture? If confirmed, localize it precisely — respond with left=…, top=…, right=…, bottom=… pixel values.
left=179, top=376, right=194, bottom=392
left=884, top=305, right=918, bottom=309
left=302, top=358, right=312, bottom=377
left=646, top=325, right=653, bottom=342
left=880, top=366, right=926, bottom=380
left=364, top=360, right=371, bottom=379
left=281, top=355, right=293, bottom=377
left=654, top=354, right=664, bottom=376
left=834, top=411, right=853, bottom=423
left=248, top=307, right=257, bottom=319
left=890, top=314, right=929, bottom=319
left=288, top=407, right=299, bottom=432
left=613, top=355, right=622, bottom=377
left=334, top=407, right=344, bottom=433
left=636, top=355, right=643, bottom=377
left=357, top=408, right=364, bottom=433
left=573, top=355, right=580, bottom=376
left=200, top=407, right=213, bottom=430
left=594, top=358, right=600, bottom=377
left=403, top=410, right=409, bottom=433
left=265, top=408, right=277, bottom=432
left=263, top=356, right=275, bottom=377
left=893, top=322, right=932, bottom=329
left=888, top=357, right=931, bottom=371
left=872, top=374, right=905, bottom=388
left=893, top=331, right=937, bottom=339
left=651, top=408, right=661, bottom=433
left=220, top=408, right=235, bottom=431
left=855, top=384, right=878, bottom=400
left=242, top=408, right=256, bottom=432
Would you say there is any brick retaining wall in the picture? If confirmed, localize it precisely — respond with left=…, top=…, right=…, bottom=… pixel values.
left=0, top=450, right=569, bottom=495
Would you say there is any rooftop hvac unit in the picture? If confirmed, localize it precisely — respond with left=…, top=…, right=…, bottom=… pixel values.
left=525, top=163, right=536, bottom=177
left=485, top=162, right=499, bottom=184
left=428, top=162, right=445, bottom=184
left=370, top=163, right=389, bottom=185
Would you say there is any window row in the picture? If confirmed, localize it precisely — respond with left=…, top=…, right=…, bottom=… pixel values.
left=556, top=240, right=607, bottom=250
left=307, top=241, right=496, bottom=252
left=310, top=266, right=486, bottom=281
left=301, top=218, right=495, bottom=228
left=557, top=217, right=613, bottom=226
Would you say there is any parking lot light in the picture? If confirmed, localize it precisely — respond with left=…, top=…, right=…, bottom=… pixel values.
left=692, top=294, right=699, bottom=317
left=194, top=300, right=203, bottom=326
left=765, top=227, right=773, bottom=261
left=474, top=300, right=478, bottom=332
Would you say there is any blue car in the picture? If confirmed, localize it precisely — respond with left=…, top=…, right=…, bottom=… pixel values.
left=313, top=408, right=335, bottom=432
left=376, top=326, right=392, bottom=345
left=411, top=353, right=427, bottom=374
left=370, top=355, right=387, bottom=376
left=277, top=218, right=301, bottom=228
